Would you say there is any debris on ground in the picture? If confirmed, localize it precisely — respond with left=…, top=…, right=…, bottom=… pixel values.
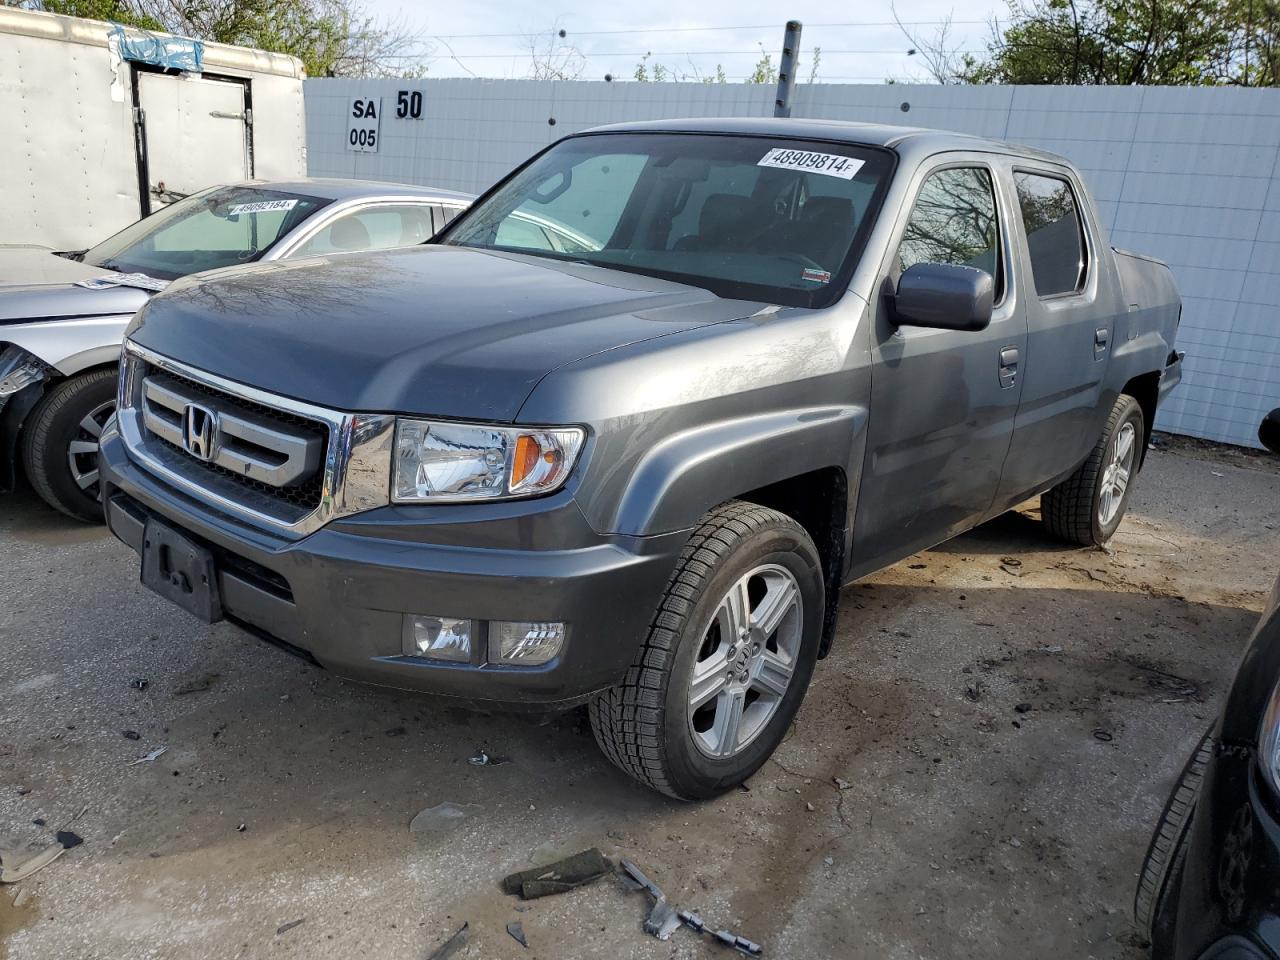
left=408, top=802, right=482, bottom=836
left=621, top=858, right=765, bottom=954
left=173, top=672, right=219, bottom=696
left=506, top=920, right=529, bottom=948
left=129, top=747, right=166, bottom=765
left=275, top=918, right=304, bottom=936
left=128, top=677, right=149, bottom=691
left=502, top=848, right=611, bottom=900
left=426, top=922, right=468, bottom=960
left=467, top=749, right=508, bottom=766
left=1094, top=729, right=1115, bottom=742
left=0, top=831, right=83, bottom=883
left=121, top=730, right=141, bottom=740
left=833, top=777, right=852, bottom=790
left=676, top=907, right=763, bottom=956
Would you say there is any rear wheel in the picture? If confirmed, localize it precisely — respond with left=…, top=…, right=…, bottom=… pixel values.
left=589, top=501, right=824, bottom=800
left=1042, top=393, right=1144, bottom=546
left=21, top=368, right=117, bottom=522
left=1134, top=726, right=1213, bottom=949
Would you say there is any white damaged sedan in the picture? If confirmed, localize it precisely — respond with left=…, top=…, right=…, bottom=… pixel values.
left=0, top=179, right=470, bottom=520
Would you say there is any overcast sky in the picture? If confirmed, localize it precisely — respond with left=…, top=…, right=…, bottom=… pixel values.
left=363, top=0, right=1007, bottom=83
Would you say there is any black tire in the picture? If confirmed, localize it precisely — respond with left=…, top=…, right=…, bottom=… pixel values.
left=1134, top=726, right=1213, bottom=948
left=589, top=500, right=825, bottom=800
left=1042, top=393, right=1144, bottom=546
left=20, top=368, right=117, bottom=522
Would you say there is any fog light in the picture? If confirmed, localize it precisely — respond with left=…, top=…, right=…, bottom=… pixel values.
left=492, top=621, right=566, bottom=665
left=404, top=615, right=472, bottom=662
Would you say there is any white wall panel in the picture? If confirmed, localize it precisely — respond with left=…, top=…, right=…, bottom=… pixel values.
left=305, top=78, right=1280, bottom=448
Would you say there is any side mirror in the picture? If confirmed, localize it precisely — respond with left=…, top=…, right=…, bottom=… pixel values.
left=894, top=262, right=994, bottom=332
left=1261, top=408, right=1280, bottom=455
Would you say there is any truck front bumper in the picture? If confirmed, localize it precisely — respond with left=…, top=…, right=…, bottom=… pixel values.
left=99, top=424, right=685, bottom=707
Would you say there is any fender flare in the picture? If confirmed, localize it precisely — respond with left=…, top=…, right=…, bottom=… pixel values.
left=609, top=404, right=866, bottom=537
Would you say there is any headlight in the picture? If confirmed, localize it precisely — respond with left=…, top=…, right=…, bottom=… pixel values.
left=1261, top=677, right=1280, bottom=795
left=392, top=419, right=585, bottom=502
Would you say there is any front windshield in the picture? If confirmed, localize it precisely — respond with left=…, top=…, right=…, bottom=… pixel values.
left=83, top=186, right=329, bottom=280
left=441, top=132, right=893, bottom=307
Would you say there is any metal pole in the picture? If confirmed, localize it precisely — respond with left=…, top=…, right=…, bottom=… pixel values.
left=773, top=20, right=802, bottom=118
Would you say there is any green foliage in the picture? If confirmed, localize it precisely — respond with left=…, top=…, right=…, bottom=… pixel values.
left=964, top=0, right=1278, bottom=86
left=746, top=43, right=776, bottom=83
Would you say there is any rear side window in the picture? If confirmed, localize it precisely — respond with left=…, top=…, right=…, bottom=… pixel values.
left=291, top=204, right=435, bottom=257
left=897, top=166, right=1002, bottom=298
left=1014, top=172, right=1086, bottom=297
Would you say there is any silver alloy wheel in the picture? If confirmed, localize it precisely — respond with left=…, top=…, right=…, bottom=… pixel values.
left=687, top=563, right=803, bottom=759
left=1098, top=421, right=1136, bottom=526
left=66, top=400, right=114, bottom=495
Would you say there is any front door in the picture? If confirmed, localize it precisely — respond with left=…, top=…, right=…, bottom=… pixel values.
left=135, top=71, right=250, bottom=215
left=849, top=156, right=1028, bottom=577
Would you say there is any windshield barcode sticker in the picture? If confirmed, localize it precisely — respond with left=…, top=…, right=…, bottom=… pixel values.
left=801, top=268, right=832, bottom=284
left=226, top=199, right=298, bottom=216
left=758, top=149, right=865, bottom=180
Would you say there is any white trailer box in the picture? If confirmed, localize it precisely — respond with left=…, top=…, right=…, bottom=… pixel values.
left=0, top=6, right=305, bottom=250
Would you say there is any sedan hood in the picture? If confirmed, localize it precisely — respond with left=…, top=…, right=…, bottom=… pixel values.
left=0, top=246, right=152, bottom=325
left=128, top=245, right=763, bottom=420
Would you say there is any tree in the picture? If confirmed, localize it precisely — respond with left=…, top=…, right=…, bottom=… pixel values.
left=13, top=0, right=428, bottom=77
left=961, top=0, right=1278, bottom=86
left=526, top=23, right=585, bottom=80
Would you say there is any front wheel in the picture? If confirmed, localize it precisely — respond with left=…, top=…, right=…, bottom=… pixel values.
left=1042, top=393, right=1144, bottom=546
left=589, top=501, right=825, bottom=800
left=20, top=368, right=117, bottom=522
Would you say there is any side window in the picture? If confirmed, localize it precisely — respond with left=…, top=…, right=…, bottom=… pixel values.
left=1014, top=172, right=1086, bottom=297
left=435, top=204, right=464, bottom=231
left=290, top=204, right=435, bottom=258
left=897, top=166, right=1001, bottom=296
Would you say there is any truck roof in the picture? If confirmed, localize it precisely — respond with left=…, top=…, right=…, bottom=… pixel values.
left=582, top=117, right=1073, bottom=168
left=247, top=178, right=475, bottom=204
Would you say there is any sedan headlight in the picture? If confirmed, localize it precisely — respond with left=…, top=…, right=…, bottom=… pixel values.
left=393, top=419, right=585, bottom=502
left=1261, top=677, right=1280, bottom=795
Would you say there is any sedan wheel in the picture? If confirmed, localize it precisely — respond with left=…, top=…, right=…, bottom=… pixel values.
left=66, top=400, right=115, bottom=499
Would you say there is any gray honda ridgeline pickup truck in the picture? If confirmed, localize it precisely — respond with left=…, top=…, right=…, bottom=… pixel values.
left=99, top=119, right=1182, bottom=799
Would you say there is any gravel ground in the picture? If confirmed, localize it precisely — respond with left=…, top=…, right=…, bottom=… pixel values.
left=1, top=445, right=1277, bottom=960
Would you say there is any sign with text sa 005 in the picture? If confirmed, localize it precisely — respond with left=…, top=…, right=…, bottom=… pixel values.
left=346, top=96, right=381, bottom=153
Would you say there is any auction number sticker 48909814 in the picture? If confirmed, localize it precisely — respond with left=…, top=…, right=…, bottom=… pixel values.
left=757, top=148, right=865, bottom=180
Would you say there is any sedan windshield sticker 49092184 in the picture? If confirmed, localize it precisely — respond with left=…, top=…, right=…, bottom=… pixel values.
left=226, top=199, right=299, bottom=216
left=757, top=148, right=865, bottom=180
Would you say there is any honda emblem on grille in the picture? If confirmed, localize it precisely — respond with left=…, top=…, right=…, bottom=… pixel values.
left=181, top=403, right=218, bottom=461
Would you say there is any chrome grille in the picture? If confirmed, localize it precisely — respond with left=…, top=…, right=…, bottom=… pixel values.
left=140, top=368, right=327, bottom=509
left=117, top=342, right=397, bottom=538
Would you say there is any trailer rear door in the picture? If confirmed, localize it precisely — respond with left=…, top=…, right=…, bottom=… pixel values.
left=136, top=72, right=250, bottom=213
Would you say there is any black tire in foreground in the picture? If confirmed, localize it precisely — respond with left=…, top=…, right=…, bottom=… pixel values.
left=1134, top=726, right=1214, bottom=949
left=589, top=500, right=825, bottom=800
left=1042, top=392, right=1145, bottom=546
left=21, top=368, right=117, bottom=522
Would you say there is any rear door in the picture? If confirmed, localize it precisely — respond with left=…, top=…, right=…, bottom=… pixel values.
left=135, top=71, right=250, bottom=214
left=992, top=165, right=1122, bottom=507
left=849, top=153, right=1028, bottom=576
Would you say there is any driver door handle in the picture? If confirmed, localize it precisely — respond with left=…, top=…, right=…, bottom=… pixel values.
left=999, top=346, right=1019, bottom=389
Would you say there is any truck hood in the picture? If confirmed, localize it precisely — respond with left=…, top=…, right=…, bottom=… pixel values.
left=127, top=245, right=764, bottom=420
left=0, top=246, right=152, bottom=325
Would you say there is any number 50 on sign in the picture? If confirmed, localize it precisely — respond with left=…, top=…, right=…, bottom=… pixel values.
left=347, top=96, right=381, bottom=153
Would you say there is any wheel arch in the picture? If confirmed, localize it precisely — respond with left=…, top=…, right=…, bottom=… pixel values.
left=1122, top=370, right=1160, bottom=468
left=5, top=360, right=118, bottom=493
